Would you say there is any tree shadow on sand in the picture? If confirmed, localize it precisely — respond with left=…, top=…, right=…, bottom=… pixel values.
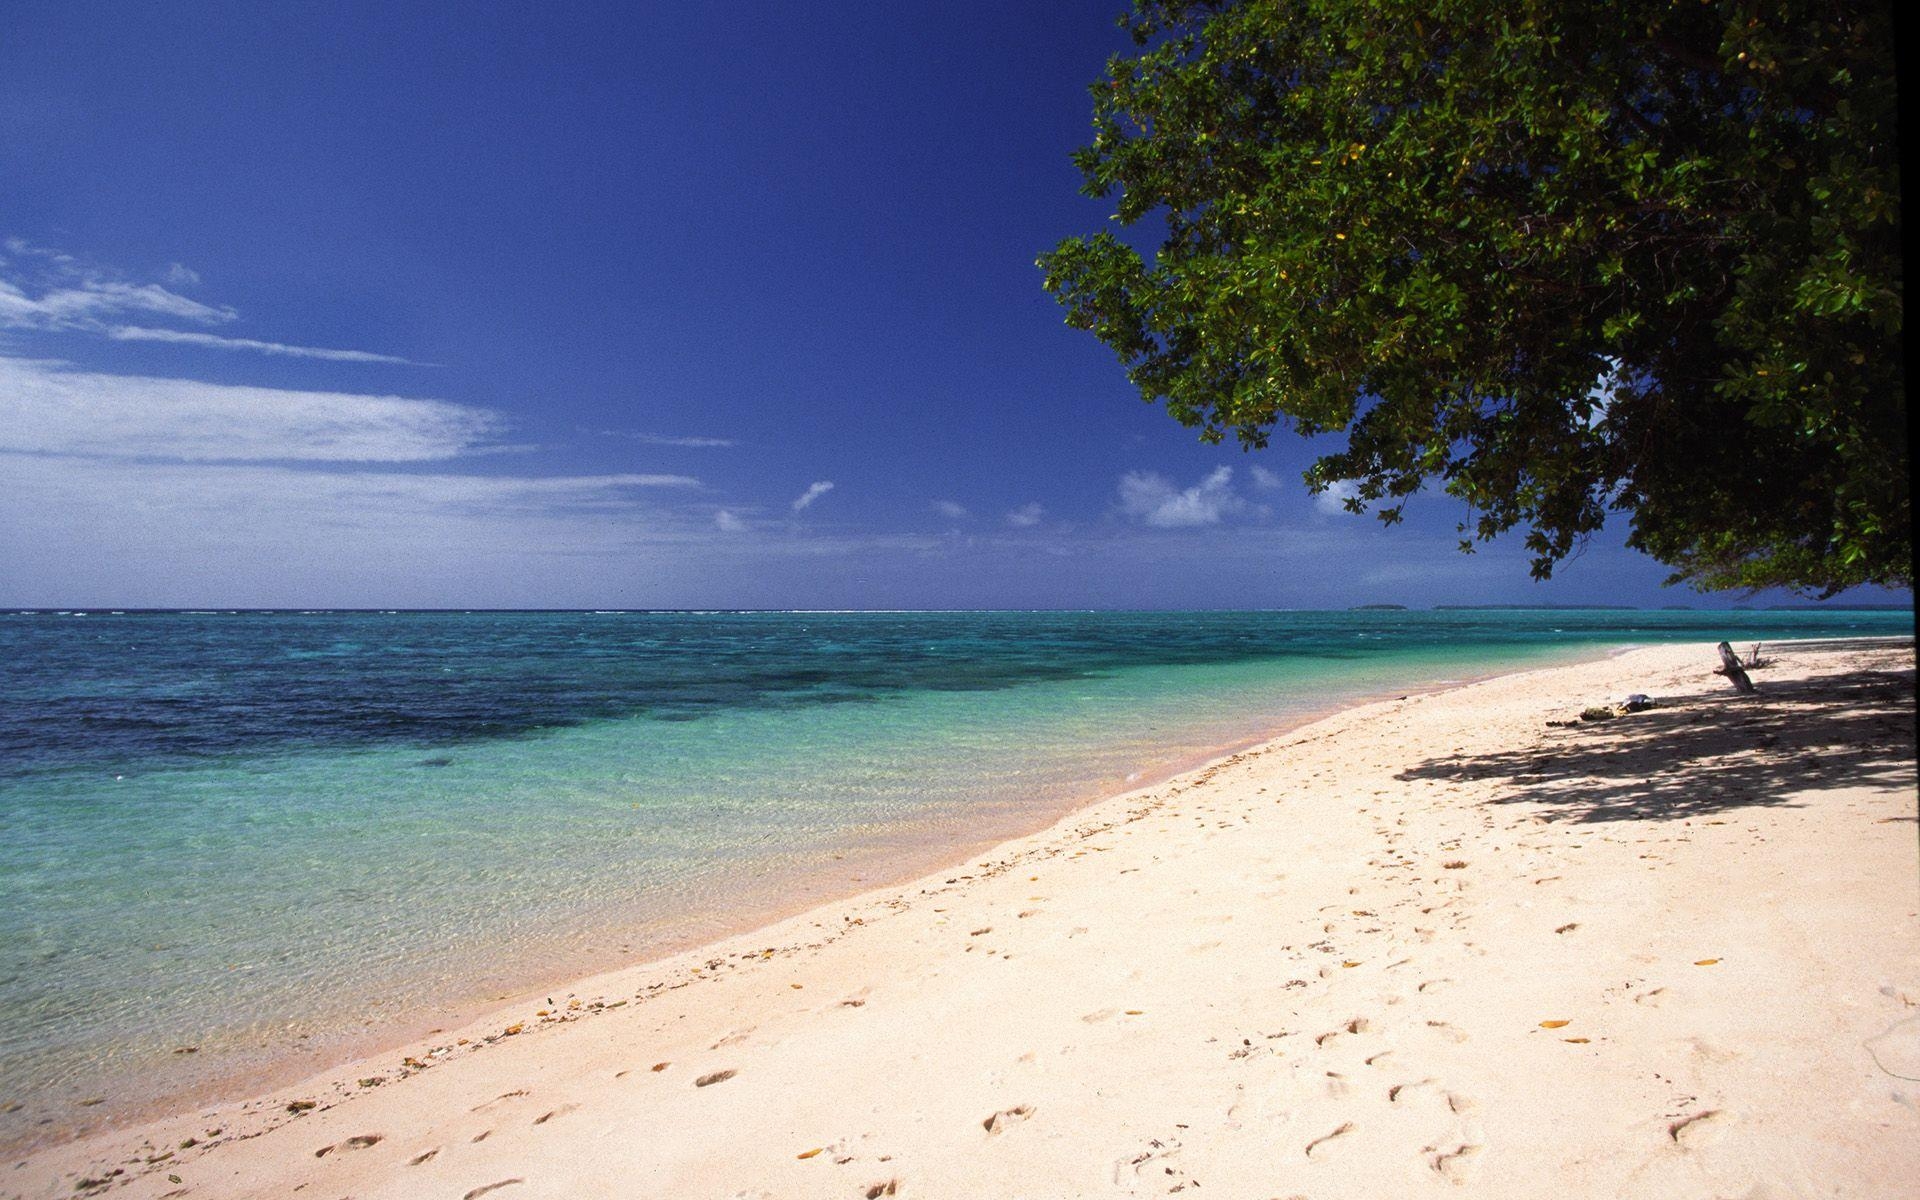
left=1395, top=648, right=1918, bottom=824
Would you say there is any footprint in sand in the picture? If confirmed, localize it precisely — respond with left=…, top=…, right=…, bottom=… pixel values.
left=1669, top=1109, right=1729, bottom=1148
left=982, top=1104, right=1034, bottom=1133
left=864, top=1179, right=900, bottom=1197
left=408, top=1149, right=438, bottom=1166
left=1417, top=978, right=1453, bottom=994
left=463, top=1182, right=524, bottom=1200
left=312, top=1133, right=383, bottom=1158
left=1305, top=1122, right=1355, bottom=1160
left=532, top=1104, right=578, bottom=1126
left=1687, top=1037, right=1741, bottom=1064
left=1864, top=1014, right=1920, bottom=1078
left=1115, top=1135, right=1187, bottom=1188
left=1430, top=1142, right=1483, bottom=1184
left=1633, top=987, right=1669, bottom=1008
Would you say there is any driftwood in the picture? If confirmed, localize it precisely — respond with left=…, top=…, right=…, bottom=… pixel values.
left=1714, top=641, right=1756, bottom=693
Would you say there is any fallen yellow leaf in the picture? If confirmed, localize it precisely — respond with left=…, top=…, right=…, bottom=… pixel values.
left=1125, top=1009, right=1144, bottom=1015
left=1563, top=1037, right=1591, bottom=1044
left=1539, top=1019, right=1570, bottom=1029
left=1342, top=961, right=1360, bottom=968
left=1694, top=958, right=1720, bottom=966
left=797, top=1148, right=823, bottom=1160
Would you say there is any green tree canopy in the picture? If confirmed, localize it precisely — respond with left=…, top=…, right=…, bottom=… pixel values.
left=1041, top=0, right=1905, bottom=594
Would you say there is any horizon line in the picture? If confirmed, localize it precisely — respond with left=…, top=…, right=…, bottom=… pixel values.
left=5, top=605, right=1913, bottom=616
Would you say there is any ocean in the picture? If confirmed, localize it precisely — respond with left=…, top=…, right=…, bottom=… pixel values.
left=0, top=607, right=1910, bottom=1146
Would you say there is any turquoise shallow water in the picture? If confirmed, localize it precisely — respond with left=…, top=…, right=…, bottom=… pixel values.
left=0, top=608, right=1910, bottom=1145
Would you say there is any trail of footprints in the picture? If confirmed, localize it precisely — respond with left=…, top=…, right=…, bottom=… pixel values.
left=1291, top=1006, right=1487, bottom=1185
left=1211, top=782, right=1503, bottom=1189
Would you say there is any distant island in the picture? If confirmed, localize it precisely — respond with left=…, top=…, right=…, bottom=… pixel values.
left=1348, top=603, right=1407, bottom=611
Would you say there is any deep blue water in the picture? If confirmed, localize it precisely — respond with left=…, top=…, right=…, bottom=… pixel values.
left=6, top=608, right=1911, bottom=780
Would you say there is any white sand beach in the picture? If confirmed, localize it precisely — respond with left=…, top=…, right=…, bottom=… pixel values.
left=14, top=638, right=1918, bottom=1199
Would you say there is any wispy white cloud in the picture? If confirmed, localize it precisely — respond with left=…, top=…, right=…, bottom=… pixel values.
left=0, top=276, right=234, bottom=330
left=791, top=480, right=835, bottom=512
left=714, top=509, right=748, bottom=532
left=932, top=500, right=969, bottom=520
left=1583, top=357, right=1624, bottom=429
left=0, top=237, right=419, bottom=365
left=464, top=472, right=698, bottom=496
left=1005, top=502, right=1045, bottom=528
left=1, top=237, right=235, bottom=330
left=1116, top=466, right=1246, bottom=528
left=0, top=344, right=719, bottom=604
left=106, top=326, right=422, bottom=365
left=1249, top=464, right=1287, bottom=490
left=599, top=430, right=741, bottom=449
left=598, top=430, right=738, bottom=448
left=0, top=355, right=496, bottom=462
left=1313, top=479, right=1362, bottom=515
left=2, top=238, right=70, bottom=264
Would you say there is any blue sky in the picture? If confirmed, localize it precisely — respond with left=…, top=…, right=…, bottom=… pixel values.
left=1, top=2, right=1906, bottom=610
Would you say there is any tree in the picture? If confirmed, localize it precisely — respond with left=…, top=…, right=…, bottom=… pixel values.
left=1041, top=0, right=1905, bottom=595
